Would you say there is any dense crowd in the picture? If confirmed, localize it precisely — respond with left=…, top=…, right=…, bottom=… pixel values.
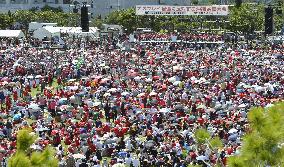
left=0, top=34, right=284, bottom=167
left=137, top=32, right=224, bottom=42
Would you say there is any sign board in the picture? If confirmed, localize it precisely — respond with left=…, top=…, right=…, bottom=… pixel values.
left=136, top=5, right=229, bottom=16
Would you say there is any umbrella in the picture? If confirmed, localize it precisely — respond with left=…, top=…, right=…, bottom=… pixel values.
left=73, top=154, right=86, bottom=159
left=118, top=151, right=128, bottom=158
left=0, top=77, right=10, bottom=82
left=197, top=104, right=206, bottom=109
left=145, top=78, right=152, bottom=82
left=58, top=98, right=68, bottom=105
left=196, top=155, right=208, bottom=161
left=168, top=77, right=176, bottom=83
left=28, top=103, right=41, bottom=111
left=149, top=91, right=157, bottom=96
left=137, top=93, right=145, bottom=98
left=13, top=113, right=21, bottom=120
left=103, top=93, right=111, bottom=97
left=27, top=75, right=34, bottom=79
left=68, top=86, right=79, bottom=90
left=228, top=128, right=238, bottom=134
left=37, top=127, right=49, bottom=132
left=173, top=81, right=181, bottom=86
left=265, top=104, right=274, bottom=108
left=107, top=88, right=117, bottom=92
left=51, top=130, right=58, bottom=135
left=238, top=104, right=246, bottom=108
left=134, top=76, right=141, bottom=82
left=121, top=92, right=130, bottom=96
left=30, top=144, right=42, bottom=150
left=93, top=101, right=101, bottom=107
left=145, top=140, right=155, bottom=148
left=159, top=108, right=171, bottom=113
left=100, top=78, right=110, bottom=84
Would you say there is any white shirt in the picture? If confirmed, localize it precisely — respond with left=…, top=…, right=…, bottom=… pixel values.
left=125, top=157, right=132, bottom=166
left=132, top=159, right=140, bottom=167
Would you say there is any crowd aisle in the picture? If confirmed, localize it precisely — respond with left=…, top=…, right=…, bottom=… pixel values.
left=0, top=35, right=283, bottom=167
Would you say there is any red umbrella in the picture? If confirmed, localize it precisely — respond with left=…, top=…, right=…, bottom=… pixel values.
left=153, top=76, right=160, bottom=80
left=51, top=130, right=58, bottom=135
left=1, top=77, right=10, bottom=82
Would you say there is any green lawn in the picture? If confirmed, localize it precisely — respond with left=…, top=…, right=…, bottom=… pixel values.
left=31, top=79, right=59, bottom=97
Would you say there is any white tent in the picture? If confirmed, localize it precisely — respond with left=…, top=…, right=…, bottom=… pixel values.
left=33, top=26, right=100, bottom=40
left=0, top=30, right=25, bottom=38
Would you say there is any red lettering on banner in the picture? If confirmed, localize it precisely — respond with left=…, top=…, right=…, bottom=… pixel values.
left=222, top=7, right=227, bottom=11
left=162, top=7, right=167, bottom=11
left=212, top=7, right=216, bottom=11
left=167, top=7, right=171, bottom=11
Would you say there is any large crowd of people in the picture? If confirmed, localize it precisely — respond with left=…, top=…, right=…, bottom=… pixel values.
left=0, top=32, right=283, bottom=167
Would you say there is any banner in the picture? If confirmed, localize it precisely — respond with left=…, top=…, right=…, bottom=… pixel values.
left=136, top=5, right=229, bottom=16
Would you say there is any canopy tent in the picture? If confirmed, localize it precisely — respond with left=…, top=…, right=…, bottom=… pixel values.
left=0, top=30, right=25, bottom=38
left=33, top=26, right=100, bottom=40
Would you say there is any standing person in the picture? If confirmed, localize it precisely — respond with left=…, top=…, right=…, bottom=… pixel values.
left=5, top=120, right=12, bottom=139
left=104, top=101, right=110, bottom=122
left=0, top=90, right=4, bottom=110
left=41, top=80, right=46, bottom=93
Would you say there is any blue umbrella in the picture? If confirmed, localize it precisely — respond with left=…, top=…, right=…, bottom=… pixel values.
left=80, top=128, right=86, bottom=134
left=58, top=98, right=68, bottom=105
left=13, top=114, right=21, bottom=121
left=118, top=151, right=128, bottom=158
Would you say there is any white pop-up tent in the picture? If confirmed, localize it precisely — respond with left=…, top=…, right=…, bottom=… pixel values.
left=33, top=26, right=100, bottom=40
left=0, top=30, right=25, bottom=38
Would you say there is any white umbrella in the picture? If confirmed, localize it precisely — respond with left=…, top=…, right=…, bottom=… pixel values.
left=145, top=78, right=152, bottom=82
left=265, top=103, right=274, bottom=108
left=238, top=104, right=246, bottom=108
left=68, top=86, right=79, bottom=90
left=121, top=92, right=130, bottom=96
left=159, top=108, right=171, bottom=113
left=107, top=88, right=117, bottom=92
left=73, top=153, right=86, bottom=159
left=27, top=75, right=34, bottom=79
left=103, top=93, right=111, bottom=97
left=228, top=128, right=238, bottom=134
left=134, top=76, right=141, bottom=81
left=168, top=77, right=176, bottom=83
left=173, top=81, right=181, bottom=86
left=93, top=101, right=101, bottom=107
left=196, top=155, right=208, bottom=161
left=28, top=103, right=41, bottom=111
left=197, top=104, right=206, bottom=109
left=149, top=91, right=157, bottom=96
left=137, top=93, right=145, bottom=97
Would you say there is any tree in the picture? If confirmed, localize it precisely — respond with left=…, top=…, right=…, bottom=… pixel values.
left=228, top=102, right=284, bottom=167
left=0, top=13, right=14, bottom=29
left=227, top=4, right=264, bottom=34
left=13, top=10, right=38, bottom=30
left=8, top=128, right=58, bottom=167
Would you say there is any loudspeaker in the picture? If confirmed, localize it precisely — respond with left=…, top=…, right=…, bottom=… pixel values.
left=81, top=6, right=89, bottom=32
left=235, top=0, right=242, bottom=7
left=265, top=7, right=273, bottom=35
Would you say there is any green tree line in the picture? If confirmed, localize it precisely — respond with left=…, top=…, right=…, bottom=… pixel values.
left=93, top=3, right=284, bottom=34
left=0, top=5, right=79, bottom=30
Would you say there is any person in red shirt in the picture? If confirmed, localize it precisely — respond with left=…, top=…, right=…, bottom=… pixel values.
left=5, top=96, right=11, bottom=112
left=13, top=90, right=18, bottom=102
